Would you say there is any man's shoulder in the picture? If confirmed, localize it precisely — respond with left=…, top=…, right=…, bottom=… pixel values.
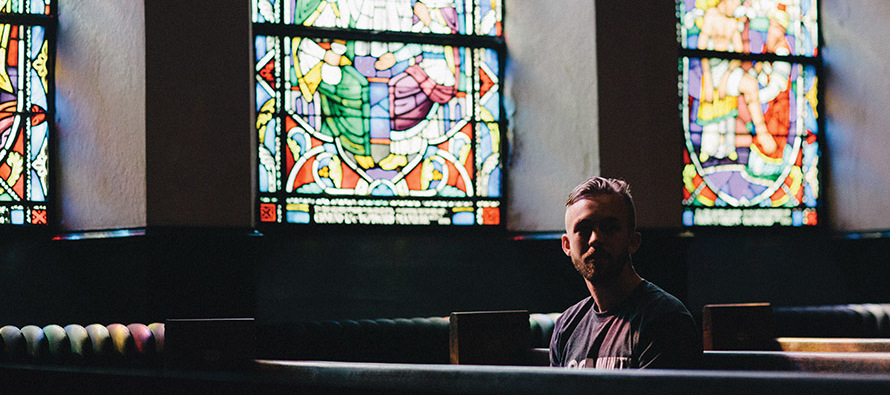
left=555, top=296, right=594, bottom=326
left=561, top=296, right=594, bottom=316
left=629, top=281, right=698, bottom=350
left=634, top=280, right=693, bottom=317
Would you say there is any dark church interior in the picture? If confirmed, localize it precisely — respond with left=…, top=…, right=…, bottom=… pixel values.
left=2, top=0, right=890, bottom=393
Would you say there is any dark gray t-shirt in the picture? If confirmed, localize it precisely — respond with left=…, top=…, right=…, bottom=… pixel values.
left=549, top=280, right=700, bottom=369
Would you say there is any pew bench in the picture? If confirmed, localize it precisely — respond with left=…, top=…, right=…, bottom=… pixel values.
left=6, top=302, right=890, bottom=383
left=253, top=359, right=890, bottom=394
left=695, top=302, right=890, bottom=373
left=704, top=302, right=890, bottom=351
left=4, top=358, right=890, bottom=394
left=4, top=310, right=890, bottom=393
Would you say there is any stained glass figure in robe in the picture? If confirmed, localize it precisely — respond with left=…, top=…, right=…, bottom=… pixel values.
left=678, top=0, right=820, bottom=226
left=683, top=58, right=818, bottom=213
left=284, top=37, right=478, bottom=197
left=254, top=0, right=503, bottom=225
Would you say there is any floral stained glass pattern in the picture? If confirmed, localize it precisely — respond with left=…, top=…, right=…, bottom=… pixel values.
left=0, top=0, right=54, bottom=226
left=255, top=0, right=503, bottom=226
left=677, top=0, right=820, bottom=227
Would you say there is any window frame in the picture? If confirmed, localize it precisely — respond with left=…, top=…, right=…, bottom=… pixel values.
left=252, top=1, right=508, bottom=230
left=0, top=0, right=57, bottom=230
left=677, top=0, right=824, bottom=228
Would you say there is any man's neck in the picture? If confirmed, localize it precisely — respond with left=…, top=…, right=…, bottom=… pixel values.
left=587, top=269, right=643, bottom=313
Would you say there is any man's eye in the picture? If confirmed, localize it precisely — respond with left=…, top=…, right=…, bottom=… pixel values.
left=602, top=224, right=620, bottom=234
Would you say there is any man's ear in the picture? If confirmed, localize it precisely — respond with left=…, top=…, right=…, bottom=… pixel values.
left=561, top=234, right=572, bottom=257
left=629, top=231, right=642, bottom=255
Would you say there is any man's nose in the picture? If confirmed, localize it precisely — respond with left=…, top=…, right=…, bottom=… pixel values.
left=588, top=230, right=599, bottom=245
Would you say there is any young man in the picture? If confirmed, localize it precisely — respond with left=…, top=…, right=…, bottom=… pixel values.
left=550, top=177, right=701, bottom=369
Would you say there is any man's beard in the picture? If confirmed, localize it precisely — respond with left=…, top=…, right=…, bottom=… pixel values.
left=573, top=249, right=631, bottom=286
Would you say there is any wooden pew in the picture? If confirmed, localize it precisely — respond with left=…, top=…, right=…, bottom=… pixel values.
left=450, top=307, right=890, bottom=373
left=703, top=350, right=890, bottom=373
left=449, top=310, right=543, bottom=366
left=777, top=337, right=890, bottom=353
left=703, top=303, right=890, bottom=353
left=702, top=303, right=890, bottom=373
left=256, top=359, right=890, bottom=394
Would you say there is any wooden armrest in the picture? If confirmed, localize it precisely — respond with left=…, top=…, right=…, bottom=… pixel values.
left=777, top=337, right=890, bottom=352
left=449, top=310, right=529, bottom=365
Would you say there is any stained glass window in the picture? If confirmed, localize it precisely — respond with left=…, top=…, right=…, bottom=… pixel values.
left=678, top=0, right=821, bottom=227
left=0, top=0, right=54, bottom=227
left=254, top=0, right=504, bottom=226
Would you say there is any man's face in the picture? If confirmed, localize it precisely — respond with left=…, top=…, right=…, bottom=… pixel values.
left=561, top=193, right=642, bottom=286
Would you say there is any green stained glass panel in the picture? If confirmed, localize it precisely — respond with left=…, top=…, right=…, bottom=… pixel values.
left=257, top=35, right=501, bottom=225
left=255, top=0, right=503, bottom=226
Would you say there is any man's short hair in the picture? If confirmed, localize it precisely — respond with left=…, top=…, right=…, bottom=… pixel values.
left=565, top=177, right=637, bottom=231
